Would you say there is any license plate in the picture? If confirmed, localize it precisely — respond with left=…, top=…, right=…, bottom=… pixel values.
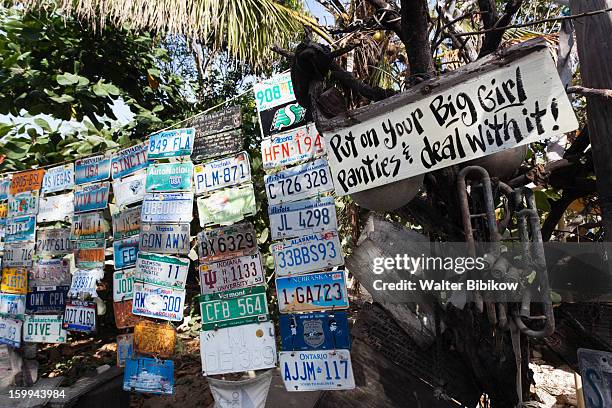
left=135, top=252, right=189, bottom=289
left=196, top=184, right=256, bottom=227
left=114, top=299, right=145, bottom=329
left=30, top=259, right=71, bottom=287
left=74, top=182, right=110, bottom=213
left=113, top=236, right=139, bottom=269
left=193, top=151, right=251, bottom=195
left=261, top=124, right=324, bottom=170
left=63, top=300, right=96, bottom=332
left=113, top=269, right=134, bottom=302
left=123, top=357, right=174, bottom=395
left=3, top=242, right=35, bottom=267
left=198, top=285, right=269, bottom=331
left=1, top=268, right=28, bottom=294
left=197, top=222, right=257, bottom=262
left=7, top=190, right=39, bottom=217
left=42, top=163, right=74, bottom=193
left=5, top=216, right=36, bottom=243
left=254, top=72, right=295, bottom=111
left=71, top=211, right=107, bottom=240
left=276, top=270, right=349, bottom=313
left=117, top=334, right=134, bottom=367
left=9, top=169, right=45, bottom=195
left=259, top=101, right=311, bottom=137
left=578, top=348, right=612, bottom=407
left=0, top=317, right=22, bottom=348
left=0, top=202, right=6, bottom=219
left=199, top=253, right=264, bottom=295
left=191, top=130, right=243, bottom=163
left=111, top=142, right=149, bottom=179
left=141, top=192, right=193, bottom=223
left=269, top=197, right=338, bottom=240
left=75, top=155, right=111, bottom=184
left=0, top=293, right=26, bottom=319
left=134, top=321, right=176, bottom=358
left=148, top=128, right=194, bottom=159
left=200, top=322, right=277, bottom=376
left=145, top=162, right=194, bottom=192
left=26, top=286, right=69, bottom=314
left=36, top=228, right=72, bottom=256
left=264, top=158, right=333, bottom=205
left=140, top=223, right=190, bottom=255
left=279, top=350, right=355, bottom=391
left=23, top=315, right=67, bottom=343
left=272, top=231, right=344, bottom=276
left=279, top=311, right=351, bottom=351
left=0, top=177, right=9, bottom=200
left=113, top=170, right=147, bottom=208
left=75, top=240, right=106, bottom=269
left=67, top=269, right=104, bottom=298
left=131, top=282, right=185, bottom=322
left=37, top=192, right=74, bottom=222
left=112, top=206, right=141, bottom=240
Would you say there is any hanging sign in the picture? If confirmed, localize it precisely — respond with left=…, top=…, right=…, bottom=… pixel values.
left=276, top=270, right=349, bottom=313
left=74, top=182, right=110, bottom=213
left=42, top=163, right=74, bottom=194
left=188, top=105, right=242, bottom=138
left=67, top=268, right=104, bottom=299
left=134, top=321, right=176, bottom=358
left=135, top=252, right=189, bottom=289
left=264, top=158, right=334, bottom=205
left=200, top=322, right=277, bottom=376
left=254, top=71, right=296, bottom=112
left=75, top=240, right=106, bottom=269
left=5, top=215, right=36, bottom=243
left=279, top=349, right=355, bottom=391
left=198, top=285, right=269, bottom=331
left=30, top=259, right=71, bottom=287
left=7, top=190, right=39, bottom=217
left=112, top=206, right=141, bottom=240
left=261, top=124, right=324, bottom=170
left=37, top=192, right=74, bottom=222
left=0, top=293, right=26, bottom=319
left=140, top=223, right=190, bottom=255
left=145, top=162, right=193, bottom=192
left=26, top=286, right=69, bottom=314
left=114, top=299, right=145, bottom=329
left=191, top=129, right=244, bottom=163
left=23, top=315, right=67, bottom=343
left=9, top=169, right=45, bottom=195
left=268, top=196, right=338, bottom=240
left=123, top=357, right=174, bottom=395
left=117, top=334, right=134, bottom=368
left=1, top=267, right=28, bottom=294
left=111, top=142, right=149, bottom=179
left=193, top=151, right=251, bottom=195
left=36, top=228, right=71, bottom=256
left=113, top=170, right=147, bottom=208
left=196, top=184, right=256, bottom=227
left=141, top=192, right=193, bottom=223
left=0, top=177, right=9, bottom=200
left=272, top=231, right=343, bottom=276
left=199, top=253, right=264, bottom=295
left=71, top=211, right=107, bottom=241
left=131, top=282, right=185, bottom=322
left=197, top=222, right=257, bottom=263
left=113, top=236, right=139, bottom=269
left=75, top=155, right=111, bottom=185
left=113, top=269, right=135, bottom=302
left=63, top=299, right=96, bottom=332
left=0, top=317, right=22, bottom=348
left=3, top=242, right=35, bottom=267
left=260, top=101, right=311, bottom=137
left=279, top=311, right=351, bottom=351
left=148, top=128, right=195, bottom=159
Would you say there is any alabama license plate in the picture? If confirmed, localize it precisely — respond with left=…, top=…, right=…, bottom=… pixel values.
left=75, top=155, right=111, bottom=184
left=199, top=253, right=264, bottom=295
left=1, top=268, right=28, bottom=294
left=67, top=269, right=104, bottom=298
left=71, top=211, right=107, bottom=241
left=5, top=216, right=36, bottom=243
left=2, top=242, right=35, bottom=267
left=135, top=252, right=189, bottom=289
left=145, top=162, right=193, bottom=192
left=279, top=311, right=351, bottom=351
left=7, top=190, right=39, bottom=217
left=74, top=182, right=110, bottom=213
left=197, top=222, right=257, bottom=262
left=141, top=192, right=193, bottom=223
left=75, top=239, right=106, bottom=269
left=63, top=300, right=96, bottom=332
left=134, top=321, right=176, bottom=358
left=117, top=334, right=134, bottom=367
left=272, top=231, right=344, bottom=276
left=200, top=322, right=277, bottom=376
left=123, top=357, right=174, bottom=395
left=264, top=158, right=334, bottom=205
left=113, top=236, right=139, bottom=269
left=111, top=142, right=149, bottom=179
left=139, top=223, right=190, bottom=255
left=276, top=270, right=349, bottom=313
left=26, top=286, right=69, bottom=314
left=148, top=128, right=195, bottom=159
left=113, top=170, right=147, bottom=208
left=112, top=206, right=141, bottom=240
left=36, top=228, right=71, bottom=256
left=23, top=315, right=67, bottom=343
left=30, top=259, right=71, bottom=287
left=41, top=163, right=74, bottom=193
left=279, top=350, right=355, bottom=391
left=0, top=317, right=22, bottom=348
left=113, top=269, right=134, bottom=302
left=193, top=151, right=251, bottom=195
left=198, top=285, right=269, bottom=331
left=196, top=184, right=256, bottom=227
left=269, top=196, right=338, bottom=240
left=131, top=282, right=185, bottom=322
left=37, top=192, right=74, bottom=223
left=0, top=293, right=26, bottom=319
left=261, top=124, right=324, bottom=170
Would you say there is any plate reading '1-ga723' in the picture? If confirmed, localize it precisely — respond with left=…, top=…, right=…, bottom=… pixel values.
left=198, top=285, right=269, bottom=331
left=279, top=350, right=355, bottom=391
left=268, top=196, right=338, bottom=240
left=199, top=253, right=264, bottom=295
left=141, top=192, right=193, bottom=223
left=197, top=222, right=257, bottom=262
left=135, top=252, right=189, bottom=289
left=276, top=270, right=349, bottom=313
left=140, top=223, right=190, bottom=254
left=194, top=151, right=251, bottom=195
left=261, top=124, right=324, bottom=170
left=264, top=158, right=333, bottom=205
left=272, top=231, right=343, bottom=276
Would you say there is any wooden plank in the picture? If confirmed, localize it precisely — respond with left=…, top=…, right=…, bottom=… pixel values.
left=0, top=377, right=64, bottom=408
left=48, top=365, right=123, bottom=407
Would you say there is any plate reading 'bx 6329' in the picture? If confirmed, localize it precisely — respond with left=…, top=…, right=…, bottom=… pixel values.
left=276, top=270, right=349, bottom=313
left=269, top=196, right=338, bottom=240
left=197, top=222, right=257, bottom=262
left=272, top=231, right=343, bottom=276
left=198, top=285, right=268, bottom=331
left=199, top=253, right=264, bottom=295
left=140, top=223, right=190, bottom=255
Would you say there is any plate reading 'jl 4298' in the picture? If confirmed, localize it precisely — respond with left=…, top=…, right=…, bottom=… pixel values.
left=268, top=196, right=338, bottom=240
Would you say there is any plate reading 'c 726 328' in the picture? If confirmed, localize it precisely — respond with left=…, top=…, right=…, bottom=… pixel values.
left=199, top=253, right=264, bottom=295
left=264, top=158, right=333, bottom=205
left=198, top=285, right=269, bottom=331
left=140, top=223, right=190, bottom=255
left=141, top=192, right=193, bottom=223
left=197, top=222, right=257, bottom=262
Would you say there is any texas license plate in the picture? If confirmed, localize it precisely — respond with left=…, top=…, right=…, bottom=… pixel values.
left=30, top=259, right=71, bottom=287
left=112, top=206, right=141, bottom=240
left=272, top=231, right=344, bottom=276
left=113, top=269, right=134, bottom=302
left=117, top=334, right=134, bottom=367
left=141, top=192, right=193, bottom=223
left=67, top=269, right=104, bottom=298
left=5, top=216, right=36, bottom=243
left=0, top=317, right=22, bottom=348
left=135, top=252, right=189, bottom=289
left=279, top=311, right=351, bottom=351
left=111, top=142, right=149, bottom=179
left=134, top=321, right=176, bottom=358
left=198, top=285, right=269, bottom=331
left=71, top=211, right=107, bottom=241
left=75, top=155, right=111, bottom=185
left=74, top=182, right=110, bottom=213
left=37, top=192, right=74, bottom=223
left=131, top=282, right=185, bottom=322
left=145, top=162, right=194, bottom=192
left=41, top=163, right=74, bottom=193
left=264, top=158, right=333, bottom=205
left=261, top=123, right=324, bottom=170
left=193, top=151, right=251, bottom=195
left=7, top=190, right=39, bottom=217
left=200, top=321, right=277, bottom=376
left=1, top=268, right=28, bottom=294
left=279, top=350, right=355, bottom=391
left=113, top=236, right=139, bottom=269
left=113, top=170, right=147, bottom=208
left=36, top=228, right=72, bottom=256
left=269, top=196, right=338, bottom=240
left=75, top=240, right=106, bottom=269
left=197, top=222, right=257, bottom=262
left=63, top=300, right=96, bottom=332
left=123, top=357, right=174, bottom=395
left=199, top=253, right=264, bottom=294
left=148, top=128, right=195, bottom=159
left=23, top=315, right=67, bottom=343
left=2, top=242, right=35, bottom=267
left=196, top=184, right=256, bottom=227
left=26, top=286, right=69, bottom=314
left=0, top=293, right=26, bottom=319
left=139, top=223, right=190, bottom=255
left=276, top=270, right=349, bottom=313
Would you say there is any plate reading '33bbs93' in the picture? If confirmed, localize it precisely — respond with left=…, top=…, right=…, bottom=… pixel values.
left=140, top=223, right=190, bottom=255
left=272, top=231, right=343, bottom=276
left=198, top=285, right=269, bottom=331
left=269, top=196, right=338, bottom=240
left=197, top=222, right=257, bottom=262
left=142, top=192, right=193, bottom=223
left=148, top=128, right=195, bottom=159
left=264, top=159, right=333, bottom=205
left=194, top=152, right=251, bottom=195
left=199, top=253, right=264, bottom=295
left=279, top=350, right=355, bottom=391
left=276, top=270, right=348, bottom=313
left=132, top=282, right=185, bottom=322
left=135, top=252, right=189, bottom=289
left=261, top=124, right=324, bottom=170
left=196, top=184, right=256, bottom=227
left=145, top=162, right=194, bottom=192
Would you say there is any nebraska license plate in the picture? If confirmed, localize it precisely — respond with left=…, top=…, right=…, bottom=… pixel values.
left=0, top=317, right=22, bottom=348
left=7, top=190, right=39, bottom=217
left=196, top=184, right=256, bottom=227
left=113, top=170, right=147, bottom=208
left=30, top=259, right=71, bottom=287
left=139, top=223, right=190, bottom=255
left=272, top=231, right=344, bottom=277
left=75, top=239, right=106, bottom=269
left=198, top=285, right=269, bottom=331
left=131, top=282, right=185, bottom=322
left=2, top=242, right=35, bottom=267
left=135, top=252, right=189, bottom=289
left=1, top=267, right=28, bottom=294
left=63, top=300, right=96, bottom=332
left=67, top=269, right=104, bottom=298
left=0, top=293, right=26, bottom=319
left=26, top=286, right=69, bottom=314
left=113, top=236, right=139, bottom=269
left=134, top=321, right=176, bottom=358
left=279, top=311, right=351, bottom=351
left=36, top=228, right=71, bottom=256
left=193, top=151, right=251, bottom=195
left=5, top=216, right=36, bottom=243
left=123, top=357, right=174, bottom=395
left=71, top=211, right=107, bottom=241
left=197, top=222, right=257, bottom=262
left=279, top=349, right=355, bottom=391
left=264, top=158, right=333, bottom=206
left=74, top=182, right=110, bottom=213
left=113, top=269, right=134, bottom=302
left=199, top=253, right=264, bottom=295
left=112, top=206, right=141, bottom=240
left=268, top=196, right=338, bottom=240
left=141, top=192, right=193, bottom=223
left=148, top=128, right=195, bottom=159
left=23, top=315, right=67, bottom=343
left=261, top=123, right=324, bottom=170
left=276, top=270, right=349, bottom=313
left=37, top=192, right=74, bottom=223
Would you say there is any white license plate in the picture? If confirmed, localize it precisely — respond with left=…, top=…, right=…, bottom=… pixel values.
left=8, top=190, right=39, bottom=217
left=63, top=300, right=96, bottom=332
left=71, top=211, right=107, bottom=241
left=0, top=293, right=26, bottom=319
left=37, top=192, right=74, bottom=223
left=269, top=196, right=338, bottom=240
left=279, top=350, right=355, bottom=391
left=139, top=223, right=190, bottom=254
left=41, top=163, right=74, bottom=193
left=30, top=258, right=71, bottom=287
left=23, top=315, right=67, bottom=343
left=148, top=128, right=194, bottom=159
left=36, top=228, right=71, bottom=256
left=194, top=151, right=251, bottom=195
left=67, top=269, right=104, bottom=299
left=141, top=192, right=193, bottom=223
left=254, top=71, right=295, bottom=111
left=264, top=158, right=334, bottom=205
left=197, top=222, right=257, bottom=262
left=261, top=124, right=324, bottom=170
left=131, top=282, right=185, bottom=322
left=199, top=253, right=264, bottom=295
left=112, top=206, right=141, bottom=240
left=272, top=231, right=344, bottom=276
left=113, top=270, right=134, bottom=302
left=0, top=317, right=22, bottom=348
left=200, top=322, right=277, bottom=376
left=135, top=252, right=189, bottom=289
left=2, top=242, right=35, bottom=267
left=113, top=170, right=147, bottom=208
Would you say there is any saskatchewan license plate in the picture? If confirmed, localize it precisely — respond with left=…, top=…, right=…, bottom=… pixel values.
left=67, top=269, right=104, bottom=298
left=112, top=206, right=141, bottom=240
left=140, top=223, right=190, bottom=255
left=1, top=268, right=28, bottom=294
left=74, top=182, right=110, bottom=213
left=113, top=236, right=139, bottom=269
left=26, top=286, right=69, bottom=314
left=75, top=155, right=111, bottom=184
left=279, top=311, right=351, bottom=351
left=63, top=300, right=96, bottom=332
left=30, top=259, right=71, bottom=287
left=148, top=128, right=195, bottom=159
left=123, top=357, right=174, bottom=395
left=2, top=242, right=35, bottom=267
left=36, top=228, right=71, bottom=256
left=193, top=151, right=251, bottom=195
left=135, top=252, right=189, bottom=289
left=23, top=315, right=67, bottom=343
left=75, top=239, right=106, bottom=269
left=269, top=196, right=338, bottom=240
left=272, top=231, right=344, bottom=276
left=276, top=270, right=349, bottom=313
left=37, top=192, right=74, bottom=223
left=7, top=190, right=39, bottom=217
left=71, top=211, right=107, bottom=241
left=113, top=269, right=134, bottom=302
left=5, top=216, right=36, bottom=243
left=261, top=123, right=324, bottom=170
left=0, top=293, right=26, bottom=319
left=145, top=162, right=194, bottom=192
left=41, top=163, right=74, bottom=193
left=197, top=222, right=257, bottom=262
left=141, top=192, right=193, bottom=223
left=196, top=184, right=256, bottom=227
left=131, top=282, right=185, bottom=322
left=198, top=285, right=269, bottom=331
left=0, top=317, right=22, bottom=348
left=113, top=170, right=147, bottom=208
left=199, top=253, right=264, bottom=295
left=264, top=158, right=333, bottom=205
left=134, top=321, right=176, bottom=358
left=111, top=142, right=149, bottom=179
left=279, top=350, right=355, bottom=391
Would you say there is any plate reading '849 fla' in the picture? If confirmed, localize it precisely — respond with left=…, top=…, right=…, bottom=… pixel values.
left=276, top=270, right=349, bottom=313
left=148, top=128, right=195, bottom=159
left=141, top=192, right=193, bottom=223
left=272, top=231, right=343, bottom=276
left=268, top=196, right=338, bottom=240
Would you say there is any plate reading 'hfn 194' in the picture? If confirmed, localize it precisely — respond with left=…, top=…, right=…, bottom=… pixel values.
left=279, top=350, right=355, bottom=391
left=261, top=124, right=324, bottom=170
left=198, top=285, right=268, bottom=331
left=272, top=231, right=343, bottom=276
left=199, top=253, right=264, bottom=295
left=268, top=196, right=338, bottom=240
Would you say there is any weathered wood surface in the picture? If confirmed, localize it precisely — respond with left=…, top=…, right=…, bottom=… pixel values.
left=0, top=377, right=64, bottom=408
left=48, top=365, right=124, bottom=407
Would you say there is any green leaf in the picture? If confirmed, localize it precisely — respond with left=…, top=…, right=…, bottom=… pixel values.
left=56, top=72, right=79, bottom=86
left=92, top=82, right=109, bottom=97
left=34, top=118, right=52, bottom=132
left=533, top=190, right=551, bottom=213
left=49, top=94, right=75, bottom=104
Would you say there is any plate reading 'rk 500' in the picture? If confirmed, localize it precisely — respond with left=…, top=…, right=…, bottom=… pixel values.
left=141, top=192, right=193, bottom=223
left=199, top=253, right=264, bottom=295
left=197, top=222, right=257, bottom=262
left=272, top=231, right=343, bottom=276
left=131, top=282, right=185, bottom=322
left=264, top=158, right=333, bottom=205
left=140, top=223, right=190, bottom=254
left=276, top=270, right=349, bottom=313
left=268, top=196, right=338, bottom=240
left=198, top=285, right=269, bottom=331
left=194, top=152, right=251, bottom=195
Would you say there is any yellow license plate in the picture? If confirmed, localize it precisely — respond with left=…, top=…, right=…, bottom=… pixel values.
left=1, top=268, right=28, bottom=294
left=134, top=321, right=176, bottom=358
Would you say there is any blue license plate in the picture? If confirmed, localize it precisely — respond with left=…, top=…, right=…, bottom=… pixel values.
left=74, top=182, right=110, bottom=213
left=148, top=128, right=194, bottom=159
left=279, top=311, right=351, bottom=351
left=63, top=300, right=96, bottom=332
left=114, top=236, right=140, bottom=269
left=123, top=357, right=174, bottom=394
left=5, top=216, right=36, bottom=243
left=276, top=270, right=349, bottom=313
left=26, top=286, right=69, bottom=314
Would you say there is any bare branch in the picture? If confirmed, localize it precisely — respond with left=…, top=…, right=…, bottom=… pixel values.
left=271, top=46, right=294, bottom=59
left=478, top=0, right=523, bottom=58
left=401, top=0, right=435, bottom=80
left=567, top=86, right=612, bottom=100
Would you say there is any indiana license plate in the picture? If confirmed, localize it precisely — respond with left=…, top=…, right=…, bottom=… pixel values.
left=131, top=282, right=185, bottom=322
left=276, top=270, right=349, bottom=313
left=123, top=357, right=174, bottom=395
left=7, top=190, right=39, bottom=217
left=117, top=334, right=134, bottom=367
left=261, top=124, right=324, bottom=170
left=0, top=293, right=26, bottom=319
left=145, top=162, right=193, bottom=192
left=41, top=163, right=74, bottom=193
left=135, top=252, right=189, bottom=289
left=264, top=158, right=333, bottom=205
left=26, top=286, right=69, bottom=314
left=63, top=300, right=96, bottom=332
left=198, top=285, right=269, bottom=331
left=1, top=268, right=28, bottom=294
left=113, top=269, right=134, bottom=302
left=112, top=206, right=141, bottom=240
left=200, top=322, right=277, bottom=376
left=74, top=182, right=110, bottom=213
left=9, top=169, right=45, bottom=195
left=30, top=259, right=71, bottom=287
left=279, top=311, right=351, bottom=351
left=67, top=269, right=104, bottom=298
left=113, top=170, right=147, bottom=208
left=111, top=142, right=149, bottom=179
left=196, top=184, right=256, bottom=227
left=197, top=222, right=257, bottom=262
left=199, top=253, right=264, bottom=295
left=279, top=349, right=355, bottom=391
left=148, top=128, right=195, bottom=159
left=272, top=231, right=344, bottom=276
left=193, top=151, right=251, bottom=195
left=141, top=192, right=193, bottom=223
left=139, top=223, right=190, bottom=255
left=23, top=315, right=67, bottom=343
left=5, top=216, right=36, bottom=243
left=2, top=242, right=35, bottom=267
left=75, top=239, right=106, bottom=269
left=269, top=196, right=338, bottom=240
left=37, top=192, right=74, bottom=223
left=71, top=211, right=107, bottom=241
left=36, top=228, right=72, bottom=256
left=75, top=155, right=111, bottom=184
left=0, top=317, right=22, bottom=348
left=134, top=321, right=176, bottom=358
left=113, top=236, right=139, bottom=269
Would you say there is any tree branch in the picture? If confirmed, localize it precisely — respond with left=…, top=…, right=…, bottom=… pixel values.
left=567, top=86, right=612, bottom=100
left=478, top=0, right=523, bottom=58
left=401, top=0, right=435, bottom=80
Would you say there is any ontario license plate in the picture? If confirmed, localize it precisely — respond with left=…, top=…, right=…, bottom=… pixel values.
left=67, top=269, right=104, bottom=298
left=111, top=142, right=149, bottom=179
left=113, top=269, right=134, bottom=302
left=135, top=252, right=189, bottom=289
left=113, top=236, right=139, bottom=269
left=196, top=184, right=256, bottom=227
left=0, top=317, right=22, bottom=348
left=140, top=223, right=190, bottom=255
left=193, top=151, right=251, bottom=195
left=7, top=190, right=39, bottom=217
left=117, top=334, right=134, bottom=368
left=269, top=196, right=338, bottom=240
left=0, top=293, right=26, bottom=319
left=200, top=321, right=277, bottom=376
left=279, top=311, right=351, bottom=351
left=197, top=222, right=257, bottom=262
left=276, top=270, right=349, bottom=313
left=261, top=124, right=324, bottom=170
left=41, top=163, right=74, bottom=193
left=148, top=128, right=195, bottom=159
left=113, top=170, right=147, bottom=208
left=131, top=282, right=185, bottom=322
left=264, top=158, right=333, bottom=205
left=123, top=357, right=174, bottom=395
left=272, top=231, right=344, bottom=276
left=74, top=182, right=110, bottom=213
left=2, top=242, right=35, bottom=267
left=141, top=192, right=193, bottom=223
left=23, top=315, right=67, bottom=343
left=63, top=300, right=96, bottom=332
left=112, top=206, right=141, bottom=240
left=37, top=192, right=74, bottom=223
left=36, top=228, right=72, bottom=256
left=26, top=286, right=69, bottom=314
left=30, top=259, right=71, bottom=287
left=71, top=211, right=107, bottom=241
left=134, top=321, right=176, bottom=358
left=199, top=253, right=264, bottom=294
left=5, top=216, right=36, bottom=243
left=198, top=285, right=269, bottom=331
left=145, top=162, right=194, bottom=192
left=1, top=268, right=28, bottom=294
left=75, top=239, right=106, bottom=269
left=75, top=155, right=111, bottom=184
left=279, top=350, right=355, bottom=391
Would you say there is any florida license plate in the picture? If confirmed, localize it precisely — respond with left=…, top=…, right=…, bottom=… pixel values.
left=135, top=252, right=189, bottom=289
left=0, top=317, right=22, bottom=348
left=123, top=357, right=174, bottom=395
left=23, top=315, right=67, bottom=343
left=113, top=269, right=134, bottom=302
left=74, top=182, right=110, bottom=213
left=5, top=216, right=36, bottom=243
left=42, top=163, right=74, bottom=193
left=36, top=228, right=71, bottom=256
left=67, top=269, right=104, bottom=298
left=112, top=206, right=141, bottom=240
left=0, top=293, right=26, bottom=319
left=134, top=321, right=176, bottom=358
left=71, top=211, right=107, bottom=241
left=7, top=190, right=39, bottom=217
left=2, top=242, right=35, bottom=267
left=279, top=350, right=355, bottom=391
left=26, top=286, right=69, bottom=314
left=75, top=240, right=106, bottom=269
left=148, top=128, right=194, bottom=159
left=30, top=259, right=71, bottom=287
left=279, top=311, right=351, bottom=351
left=131, top=282, right=185, bottom=322
left=194, top=151, right=251, bottom=195
left=199, top=253, right=264, bottom=295
left=261, top=124, right=324, bottom=170
left=198, top=285, right=269, bottom=331
left=63, top=300, right=96, bottom=332
left=196, top=184, right=256, bottom=227
left=111, top=142, right=149, bottom=179
left=269, top=196, right=338, bottom=240
left=145, top=162, right=194, bottom=192
left=1, top=267, right=28, bottom=294
left=265, top=158, right=333, bottom=205
left=272, top=231, right=343, bottom=277
left=139, top=223, right=190, bottom=255
left=141, top=192, right=193, bottom=223
left=37, top=192, right=74, bottom=223
left=113, top=170, right=147, bottom=208
left=75, top=155, right=111, bottom=184
left=197, top=222, right=257, bottom=263
left=276, top=270, right=349, bottom=313
left=113, top=236, right=139, bottom=269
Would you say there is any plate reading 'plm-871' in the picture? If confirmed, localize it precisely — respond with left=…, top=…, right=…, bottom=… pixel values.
left=194, top=151, right=251, bottom=195
left=279, top=350, right=355, bottom=391
left=276, top=270, right=349, bottom=313
left=198, top=285, right=268, bottom=331
left=268, top=196, right=338, bottom=240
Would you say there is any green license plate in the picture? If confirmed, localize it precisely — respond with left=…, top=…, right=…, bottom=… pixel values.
left=145, top=162, right=193, bottom=192
left=198, top=285, right=268, bottom=330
